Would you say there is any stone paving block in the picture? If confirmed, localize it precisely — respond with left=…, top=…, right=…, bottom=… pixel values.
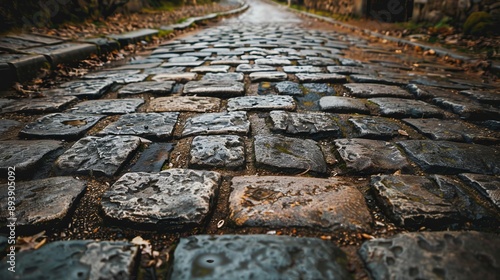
left=335, top=138, right=409, bottom=174
left=182, top=111, right=250, bottom=137
left=1, top=53, right=48, bottom=83
left=201, top=72, right=244, bottom=82
left=129, top=143, right=174, bottom=173
left=345, top=83, right=412, bottom=98
left=0, top=177, right=86, bottom=228
left=319, top=96, right=369, bottom=114
left=274, top=81, right=303, bottom=96
left=459, top=173, right=500, bottom=209
left=112, top=62, right=161, bottom=70
left=20, top=113, right=104, bottom=140
left=229, top=176, right=372, bottom=231
left=148, top=96, right=220, bottom=113
left=68, top=99, right=144, bottom=115
left=249, top=71, right=287, bottom=82
left=0, top=119, right=21, bottom=135
left=101, top=169, right=221, bottom=226
left=161, top=61, right=205, bottom=67
left=460, top=90, right=500, bottom=106
left=397, top=140, right=500, bottom=175
left=0, top=99, right=14, bottom=111
left=190, top=65, right=230, bottom=73
left=82, top=37, right=119, bottom=54
left=0, top=240, right=138, bottom=279
left=190, top=135, right=245, bottom=169
left=168, top=56, right=199, bottom=62
left=432, top=94, right=500, bottom=121
left=369, top=98, right=444, bottom=118
left=283, top=65, right=323, bottom=73
left=83, top=70, right=148, bottom=84
left=56, top=79, right=114, bottom=99
left=327, top=66, right=375, bottom=75
left=255, top=58, right=292, bottom=65
left=0, top=37, right=42, bottom=50
left=359, top=231, right=500, bottom=280
left=296, top=73, right=347, bottom=83
left=1, top=96, right=77, bottom=113
left=108, top=28, right=158, bottom=44
left=7, top=34, right=63, bottom=45
left=117, top=81, right=175, bottom=96
left=403, top=118, right=499, bottom=144
left=210, top=59, right=250, bottom=65
left=269, top=110, right=341, bottom=138
left=349, top=115, right=404, bottom=139
left=235, top=63, right=276, bottom=73
left=151, top=72, right=197, bottom=82
left=371, top=175, right=461, bottom=229
left=170, top=235, right=351, bottom=280
left=227, top=95, right=296, bottom=111
left=183, top=80, right=245, bottom=97
left=254, top=135, right=327, bottom=174
left=55, top=135, right=142, bottom=177
left=98, top=112, right=179, bottom=140
left=349, top=74, right=408, bottom=85
left=25, top=43, right=97, bottom=66
left=0, top=140, right=62, bottom=175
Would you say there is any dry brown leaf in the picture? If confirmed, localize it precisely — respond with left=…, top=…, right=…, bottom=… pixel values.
left=16, top=231, right=47, bottom=252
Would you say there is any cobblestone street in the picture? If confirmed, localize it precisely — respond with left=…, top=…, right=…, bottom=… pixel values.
left=1, top=0, right=499, bottom=279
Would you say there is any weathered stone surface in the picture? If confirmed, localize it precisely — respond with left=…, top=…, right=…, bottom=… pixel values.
left=349, top=74, right=408, bottom=85
left=170, top=235, right=351, bottom=280
left=327, top=66, right=375, bottom=75
left=403, top=118, right=499, bottom=143
left=202, top=72, right=244, bottom=82
left=283, top=65, right=323, bottom=73
left=151, top=72, right=198, bottom=82
left=0, top=119, right=21, bottom=135
left=335, top=138, right=409, bottom=174
left=227, top=95, right=296, bottom=111
left=369, top=98, right=444, bottom=118
left=68, top=99, right=144, bottom=115
left=0, top=240, right=138, bottom=279
left=254, top=135, right=327, bottom=174
left=235, top=63, right=276, bottom=73
left=345, top=83, right=412, bottom=98
left=349, top=116, right=404, bottom=139
left=161, top=60, right=204, bottom=67
left=249, top=71, right=287, bottom=82
left=98, top=112, right=179, bottom=140
left=460, top=90, right=500, bottom=106
left=296, top=73, right=347, bottom=83
left=274, top=81, right=303, bottom=96
left=255, top=58, right=292, bottom=65
left=191, top=65, right=230, bottom=73
left=183, top=80, right=245, bottom=97
left=0, top=140, right=62, bottom=175
left=117, top=81, right=175, bottom=96
left=182, top=111, right=250, bottom=137
left=459, top=173, right=500, bottom=209
left=148, top=96, right=220, bottom=112
left=319, top=96, right=369, bottom=114
left=269, top=110, right=341, bottom=138
left=113, top=63, right=161, bottom=70
left=229, top=176, right=372, bottom=231
left=190, top=135, right=245, bottom=169
left=101, top=169, right=221, bottom=226
left=0, top=177, right=86, bottom=228
left=83, top=70, right=148, bottom=84
left=1, top=96, right=77, bottom=113
left=55, top=135, right=142, bottom=176
left=20, top=113, right=104, bottom=140
left=24, top=43, right=97, bottom=66
left=432, top=93, right=500, bottom=120
left=128, top=143, right=173, bottom=173
left=397, top=140, right=500, bottom=175
left=57, top=79, right=114, bottom=98
left=359, top=231, right=500, bottom=280
left=371, top=175, right=461, bottom=228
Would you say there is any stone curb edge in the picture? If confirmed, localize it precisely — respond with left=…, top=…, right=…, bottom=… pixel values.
left=0, top=1, right=249, bottom=88
left=270, top=0, right=500, bottom=76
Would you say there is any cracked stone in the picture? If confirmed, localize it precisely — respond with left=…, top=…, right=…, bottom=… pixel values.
left=227, top=95, right=296, bottom=111
left=0, top=140, right=62, bottom=175
left=371, top=175, right=461, bottom=229
left=0, top=177, right=86, bottom=228
left=182, top=111, right=250, bottom=137
left=20, top=113, right=104, bottom=140
left=397, top=140, right=500, bottom=175
left=349, top=116, right=404, bottom=139
left=254, top=135, right=327, bottom=174
left=359, top=231, right=500, bottom=280
left=369, top=98, right=444, bottom=118
left=101, top=169, right=221, bottom=226
left=170, top=235, right=351, bottom=279
left=229, top=176, right=372, bottom=231
left=345, top=83, right=412, bottom=98
left=98, top=112, right=179, bottom=140
left=459, top=173, right=500, bottom=209
left=319, top=96, right=369, bottom=114
left=0, top=241, right=138, bottom=279
left=190, top=135, right=245, bottom=169
left=68, top=99, right=144, bottom=115
left=296, top=73, right=347, bottom=83
left=269, top=110, right=341, bottom=138
left=335, top=138, right=409, bottom=174
left=183, top=80, right=245, bottom=97
left=117, top=81, right=175, bottom=96
left=55, top=135, right=142, bottom=177
left=1, top=96, right=77, bottom=113
left=249, top=71, right=287, bottom=82
left=148, top=96, right=220, bottom=112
